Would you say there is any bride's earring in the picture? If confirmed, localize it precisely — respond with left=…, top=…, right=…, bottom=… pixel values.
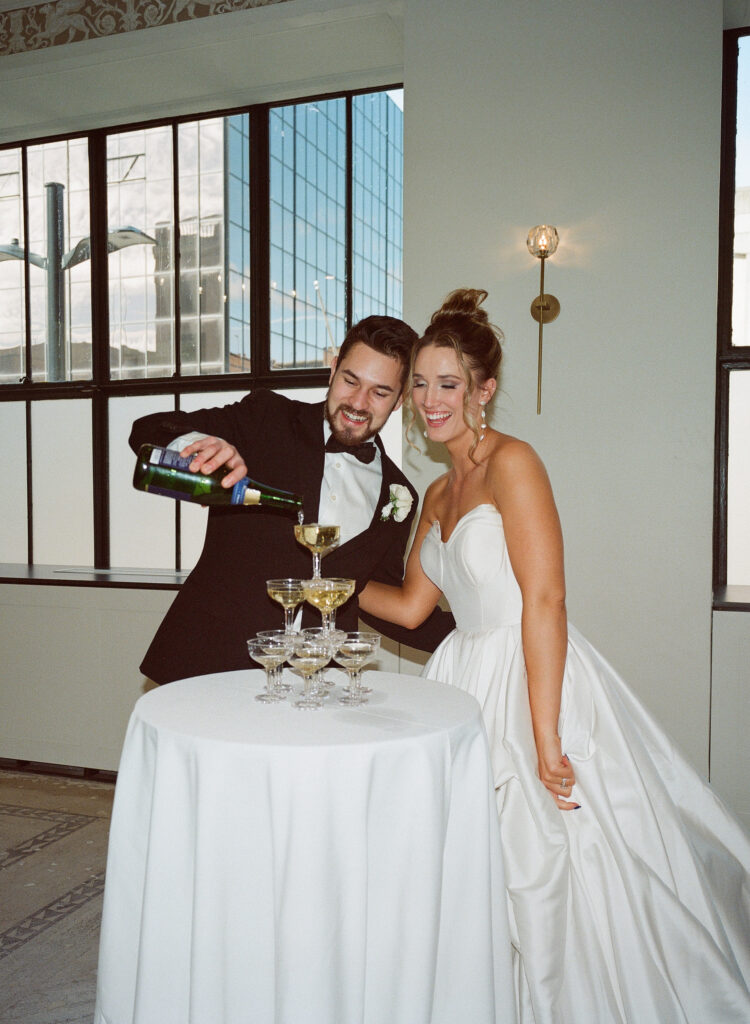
left=479, top=402, right=487, bottom=441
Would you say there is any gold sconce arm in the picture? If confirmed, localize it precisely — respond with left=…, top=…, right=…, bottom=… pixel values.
left=527, top=225, right=561, bottom=414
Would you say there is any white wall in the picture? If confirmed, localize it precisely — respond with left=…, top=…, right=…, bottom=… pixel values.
left=402, top=0, right=722, bottom=772
left=0, top=0, right=747, bottom=822
left=0, top=584, right=172, bottom=771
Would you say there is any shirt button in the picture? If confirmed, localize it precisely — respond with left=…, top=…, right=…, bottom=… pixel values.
left=336, top=461, right=342, bottom=468
left=331, top=494, right=337, bottom=501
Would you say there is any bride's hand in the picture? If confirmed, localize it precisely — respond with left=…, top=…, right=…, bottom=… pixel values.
left=536, top=734, right=580, bottom=811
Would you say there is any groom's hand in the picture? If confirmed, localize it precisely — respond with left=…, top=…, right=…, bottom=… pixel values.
left=180, top=435, right=248, bottom=488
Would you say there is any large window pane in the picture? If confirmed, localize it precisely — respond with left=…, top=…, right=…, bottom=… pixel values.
left=26, top=140, right=92, bottom=381
left=108, top=126, right=173, bottom=379
left=0, top=401, right=27, bottom=560
left=110, top=394, right=179, bottom=570
left=734, top=38, right=750, bottom=346
left=352, top=90, right=403, bottom=323
left=0, top=147, right=25, bottom=384
left=269, top=99, right=346, bottom=369
left=31, top=399, right=93, bottom=565
left=727, top=370, right=750, bottom=584
left=178, top=116, right=251, bottom=376
left=178, top=390, right=247, bottom=570
left=179, top=119, right=228, bottom=376
left=226, top=115, right=251, bottom=373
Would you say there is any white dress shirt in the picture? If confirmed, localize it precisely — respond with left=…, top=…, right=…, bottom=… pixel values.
left=318, top=420, right=382, bottom=545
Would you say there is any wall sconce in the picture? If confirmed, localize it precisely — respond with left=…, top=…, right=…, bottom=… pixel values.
left=527, top=225, right=560, bottom=414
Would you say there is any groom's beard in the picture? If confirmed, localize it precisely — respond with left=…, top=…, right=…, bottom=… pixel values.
left=325, top=403, right=377, bottom=445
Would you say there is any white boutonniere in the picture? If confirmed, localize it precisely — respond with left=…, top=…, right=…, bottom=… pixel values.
left=380, top=483, right=413, bottom=523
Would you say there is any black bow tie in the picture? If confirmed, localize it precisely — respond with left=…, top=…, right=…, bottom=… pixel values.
left=325, top=435, right=377, bottom=464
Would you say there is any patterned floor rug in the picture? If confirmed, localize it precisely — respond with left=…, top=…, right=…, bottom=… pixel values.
left=0, top=770, right=114, bottom=1024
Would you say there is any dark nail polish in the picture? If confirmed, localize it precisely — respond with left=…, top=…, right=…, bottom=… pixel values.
left=573, top=804, right=582, bottom=810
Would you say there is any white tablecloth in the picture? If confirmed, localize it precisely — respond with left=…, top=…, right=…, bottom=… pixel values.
left=94, top=669, right=515, bottom=1024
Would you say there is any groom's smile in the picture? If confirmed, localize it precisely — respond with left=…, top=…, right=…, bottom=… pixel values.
left=326, top=341, right=405, bottom=446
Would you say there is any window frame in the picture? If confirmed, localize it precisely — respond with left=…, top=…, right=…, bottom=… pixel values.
left=715, top=31, right=750, bottom=608
left=0, top=84, right=403, bottom=575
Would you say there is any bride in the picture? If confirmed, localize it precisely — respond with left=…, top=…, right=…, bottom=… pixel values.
left=358, top=288, right=750, bottom=1024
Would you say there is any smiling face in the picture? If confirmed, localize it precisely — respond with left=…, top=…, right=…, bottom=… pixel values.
left=325, top=341, right=405, bottom=445
left=411, top=343, right=494, bottom=446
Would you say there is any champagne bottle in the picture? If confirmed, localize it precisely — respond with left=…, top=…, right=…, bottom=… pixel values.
left=133, top=443, right=303, bottom=512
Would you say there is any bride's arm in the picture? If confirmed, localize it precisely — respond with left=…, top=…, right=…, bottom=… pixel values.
left=359, top=501, right=443, bottom=629
left=492, top=440, right=578, bottom=810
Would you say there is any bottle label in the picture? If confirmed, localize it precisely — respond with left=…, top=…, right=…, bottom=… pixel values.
left=231, top=481, right=248, bottom=505
left=151, top=447, right=194, bottom=471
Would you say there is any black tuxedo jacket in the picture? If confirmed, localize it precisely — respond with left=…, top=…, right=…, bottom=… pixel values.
left=129, top=389, right=453, bottom=683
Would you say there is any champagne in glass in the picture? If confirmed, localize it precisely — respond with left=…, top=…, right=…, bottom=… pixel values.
left=335, top=632, right=380, bottom=705
left=294, top=523, right=340, bottom=579
left=266, top=578, right=305, bottom=634
left=301, top=626, right=347, bottom=690
left=302, top=577, right=355, bottom=633
left=287, top=640, right=331, bottom=710
left=256, top=629, right=294, bottom=692
left=247, top=637, right=290, bottom=703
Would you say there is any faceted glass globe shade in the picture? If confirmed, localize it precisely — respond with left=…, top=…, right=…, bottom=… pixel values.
left=527, top=225, right=559, bottom=259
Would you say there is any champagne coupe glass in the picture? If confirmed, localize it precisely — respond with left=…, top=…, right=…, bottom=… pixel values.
left=287, top=638, right=331, bottom=710
left=266, top=578, right=305, bottom=634
left=294, top=523, right=340, bottom=579
left=256, top=629, right=295, bottom=692
left=301, top=626, right=346, bottom=691
left=335, top=632, right=381, bottom=706
left=302, top=577, right=355, bottom=633
left=247, top=636, right=291, bottom=702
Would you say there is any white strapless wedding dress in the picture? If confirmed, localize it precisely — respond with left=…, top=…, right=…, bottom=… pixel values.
left=420, top=504, right=750, bottom=1024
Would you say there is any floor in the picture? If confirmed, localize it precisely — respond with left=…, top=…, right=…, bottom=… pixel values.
left=0, top=768, right=115, bottom=1024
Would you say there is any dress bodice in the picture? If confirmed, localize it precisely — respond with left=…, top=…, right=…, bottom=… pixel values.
left=420, top=504, right=523, bottom=631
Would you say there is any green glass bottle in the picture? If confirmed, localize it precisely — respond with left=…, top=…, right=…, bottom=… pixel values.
left=133, top=444, right=303, bottom=513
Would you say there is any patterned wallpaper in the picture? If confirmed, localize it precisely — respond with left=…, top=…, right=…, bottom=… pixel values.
left=0, top=0, right=291, bottom=57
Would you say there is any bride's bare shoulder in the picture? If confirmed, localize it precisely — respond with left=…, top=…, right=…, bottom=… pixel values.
left=423, top=473, right=450, bottom=513
left=486, top=432, right=550, bottom=484
left=489, top=431, right=542, bottom=463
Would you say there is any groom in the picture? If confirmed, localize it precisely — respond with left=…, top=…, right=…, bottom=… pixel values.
left=129, top=314, right=453, bottom=684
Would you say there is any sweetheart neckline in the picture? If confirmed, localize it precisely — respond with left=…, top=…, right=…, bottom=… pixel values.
left=431, top=503, right=502, bottom=545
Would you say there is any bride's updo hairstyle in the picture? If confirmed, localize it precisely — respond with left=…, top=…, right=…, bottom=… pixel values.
left=409, top=288, right=504, bottom=460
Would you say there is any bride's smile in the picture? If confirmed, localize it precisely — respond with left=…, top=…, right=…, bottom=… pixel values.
left=411, top=345, right=484, bottom=446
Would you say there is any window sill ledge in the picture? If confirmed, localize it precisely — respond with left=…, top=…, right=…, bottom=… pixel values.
left=0, top=563, right=188, bottom=589
left=713, top=585, right=750, bottom=611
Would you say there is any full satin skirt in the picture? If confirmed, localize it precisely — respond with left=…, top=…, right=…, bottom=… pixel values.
left=424, top=622, right=750, bottom=1024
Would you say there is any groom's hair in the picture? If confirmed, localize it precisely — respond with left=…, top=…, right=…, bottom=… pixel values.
left=337, top=315, right=418, bottom=390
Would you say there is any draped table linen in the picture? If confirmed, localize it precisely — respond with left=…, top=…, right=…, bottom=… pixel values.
left=94, top=669, right=515, bottom=1024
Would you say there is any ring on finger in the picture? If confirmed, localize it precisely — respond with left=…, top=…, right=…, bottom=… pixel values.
left=561, top=777, right=569, bottom=788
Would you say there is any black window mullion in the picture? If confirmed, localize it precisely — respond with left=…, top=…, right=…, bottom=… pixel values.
left=345, top=96, right=353, bottom=328
left=172, top=125, right=182, bottom=571
left=173, top=124, right=182, bottom=378
left=250, top=106, right=270, bottom=376
left=715, top=30, right=750, bottom=593
left=89, top=131, right=110, bottom=569
left=21, top=148, right=33, bottom=563
left=25, top=399, right=33, bottom=564
left=21, top=147, right=32, bottom=383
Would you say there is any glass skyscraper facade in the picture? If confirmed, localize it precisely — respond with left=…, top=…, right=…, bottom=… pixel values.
left=270, top=91, right=403, bottom=369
